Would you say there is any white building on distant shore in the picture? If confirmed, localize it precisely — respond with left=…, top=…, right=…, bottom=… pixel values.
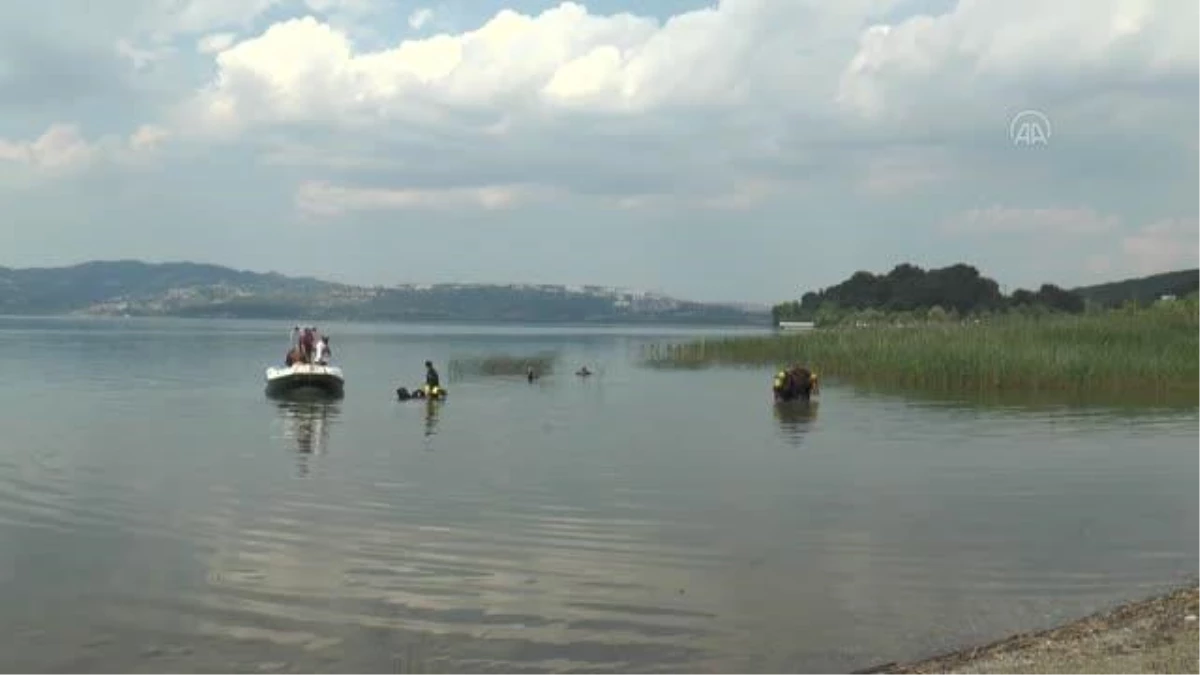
left=777, top=320, right=815, bottom=331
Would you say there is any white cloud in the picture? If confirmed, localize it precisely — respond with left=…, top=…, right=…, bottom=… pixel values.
left=942, top=206, right=1121, bottom=236
left=407, top=7, right=433, bottom=30
left=1, top=0, right=1194, bottom=300
left=172, top=1, right=886, bottom=206
left=858, top=148, right=951, bottom=196
left=113, top=0, right=285, bottom=68
left=171, top=0, right=1198, bottom=207
left=295, top=180, right=550, bottom=216
left=116, top=37, right=175, bottom=71
left=151, top=0, right=283, bottom=36
left=836, top=0, right=1199, bottom=130
left=128, top=124, right=172, bottom=152
left=0, top=123, right=170, bottom=181
left=197, top=32, right=236, bottom=54
left=184, top=0, right=871, bottom=131
left=306, top=0, right=378, bottom=14
left=609, top=177, right=799, bottom=212
left=941, top=207, right=1197, bottom=283
left=0, top=125, right=98, bottom=176
left=1119, top=217, right=1200, bottom=275
left=185, top=5, right=650, bottom=130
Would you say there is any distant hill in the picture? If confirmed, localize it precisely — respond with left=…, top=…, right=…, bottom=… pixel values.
left=0, top=260, right=769, bottom=326
left=1071, top=269, right=1199, bottom=308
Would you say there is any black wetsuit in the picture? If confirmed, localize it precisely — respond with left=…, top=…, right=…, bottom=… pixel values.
left=425, top=367, right=440, bottom=388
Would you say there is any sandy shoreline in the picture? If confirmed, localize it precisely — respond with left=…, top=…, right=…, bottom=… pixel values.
left=855, top=584, right=1198, bottom=674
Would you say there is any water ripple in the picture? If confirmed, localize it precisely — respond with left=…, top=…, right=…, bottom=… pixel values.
left=0, top=320, right=1195, bottom=672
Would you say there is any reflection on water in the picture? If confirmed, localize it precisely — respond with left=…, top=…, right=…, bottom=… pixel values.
left=424, top=399, right=442, bottom=438
left=850, top=380, right=1199, bottom=416
left=773, top=400, right=819, bottom=445
left=0, top=318, right=1194, bottom=673
left=273, top=400, right=341, bottom=477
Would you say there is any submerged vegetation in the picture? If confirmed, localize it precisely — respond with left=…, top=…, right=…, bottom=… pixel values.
left=644, top=296, right=1199, bottom=398
left=448, top=351, right=559, bottom=378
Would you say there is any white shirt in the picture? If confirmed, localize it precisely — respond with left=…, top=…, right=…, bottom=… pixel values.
left=314, top=341, right=327, bottom=363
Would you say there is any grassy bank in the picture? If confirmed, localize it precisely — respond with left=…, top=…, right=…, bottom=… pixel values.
left=642, top=300, right=1199, bottom=397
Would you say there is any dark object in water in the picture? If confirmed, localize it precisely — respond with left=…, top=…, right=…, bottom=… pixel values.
left=772, top=365, right=819, bottom=402
left=575, top=366, right=592, bottom=377
left=397, top=385, right=447, bottom=401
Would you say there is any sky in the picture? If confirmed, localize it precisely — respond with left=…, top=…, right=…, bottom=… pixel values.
left=0, top=0, right=1196, bottom=304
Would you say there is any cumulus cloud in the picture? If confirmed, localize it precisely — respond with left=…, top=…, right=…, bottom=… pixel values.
left=0, top=123, right=170, bottom=182
left=171, top=1, right=889, bottom=209
left=836, top=0, right=1199, bottom=128
left=170, top=1, right=1195, bottom=207
left=182, top=0, right=909, bottom=132
left=185, top=5, right=660, bottom=129
left=0, top=125, right=97, bottom=175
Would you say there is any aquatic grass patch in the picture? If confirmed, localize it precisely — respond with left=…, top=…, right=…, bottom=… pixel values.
left=641, top=301, right=1199, bottom=397
left=448, top=351, right=559, bottom=378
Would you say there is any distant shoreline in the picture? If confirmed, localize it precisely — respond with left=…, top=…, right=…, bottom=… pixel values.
left=871, top=582, right=1199, bottom=674
left=0, top=260, right=771, bottom=327
left=0, top=312, right=774, bottom=331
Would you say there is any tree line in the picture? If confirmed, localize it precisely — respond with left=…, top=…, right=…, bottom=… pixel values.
left=771, top=263, right=1088, bottom=325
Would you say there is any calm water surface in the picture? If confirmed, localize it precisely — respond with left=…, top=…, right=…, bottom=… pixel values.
left=0, top=317, right=1195, bottom=672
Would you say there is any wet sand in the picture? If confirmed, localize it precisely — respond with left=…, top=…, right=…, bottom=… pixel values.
left=871, top=584, right=1198, bottom=674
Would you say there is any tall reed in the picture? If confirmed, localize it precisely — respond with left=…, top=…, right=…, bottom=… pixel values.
left=448, top=351, right=559, bottom=378
left=641, top=300, right=1199, bottom=397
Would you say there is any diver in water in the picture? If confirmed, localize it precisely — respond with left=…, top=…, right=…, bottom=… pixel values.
left=773, top=365, right=819, bottom=402
left=396, top=361, right=446, bottom=401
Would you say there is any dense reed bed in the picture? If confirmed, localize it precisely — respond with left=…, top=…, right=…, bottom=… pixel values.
left=642, top=299, right=1199, bottom=397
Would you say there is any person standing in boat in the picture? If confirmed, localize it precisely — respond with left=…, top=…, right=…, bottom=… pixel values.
left=300, top=327, right=316, bottom=363
left=315, top=336, right=332, bottom=365
left=285, top=326, right=301, bottom=365
left=424, top=360, right=440, bottom=391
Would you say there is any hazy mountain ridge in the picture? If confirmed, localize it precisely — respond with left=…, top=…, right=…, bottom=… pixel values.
left=0, top=260, right=769, bottom=325
left=1071, top=269, right=1199, bottom=307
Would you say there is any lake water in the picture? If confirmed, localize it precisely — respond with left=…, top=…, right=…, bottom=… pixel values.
left=0, top=317, right=1195, bottom=673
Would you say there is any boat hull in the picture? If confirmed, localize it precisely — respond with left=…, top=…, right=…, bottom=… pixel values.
left=265, top=364, right=345, bottom=400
